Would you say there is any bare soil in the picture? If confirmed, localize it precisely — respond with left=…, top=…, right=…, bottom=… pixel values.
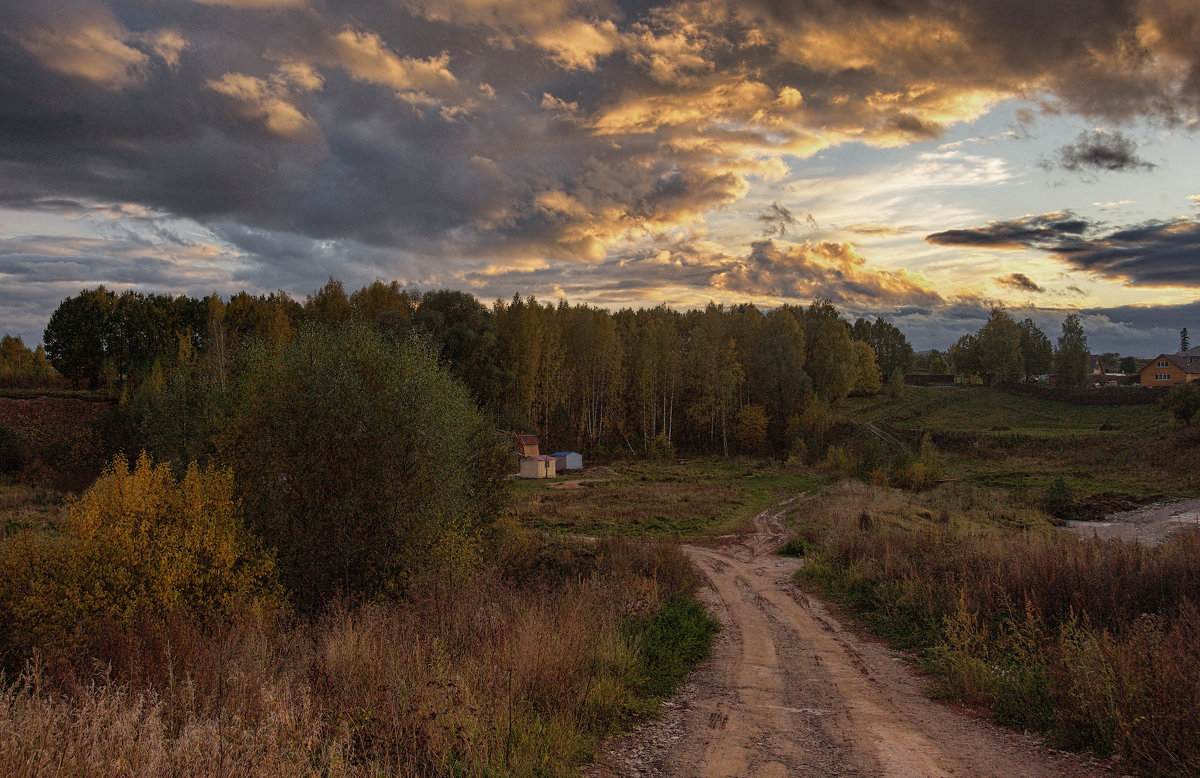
left=586, top=500, right=1124, bottom=778
left=1064, top=497, right=1200, bottom=545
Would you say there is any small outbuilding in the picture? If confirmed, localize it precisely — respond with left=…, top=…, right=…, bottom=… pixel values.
left=516, top=434, right=540, bottom=457
left=551, top=451, right=583, bottom=471
left=519, top=455, right=557, bottom=479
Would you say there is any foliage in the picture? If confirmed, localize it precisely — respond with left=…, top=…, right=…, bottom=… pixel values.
left=0, top=452, right=280, bottom=667
left=222, top=321, right=509, bottom=608
left=1053, top=312, right=1090, bottom=387
left=628, top=595, right=719, bottom=698
left=806, top=316, right=856, bottom=402
left=0, top=335, right=62, bottom=388
left=733, top=403, right=769, bottom=454
left=44, top=287, right=207, bottom=391
left=1042, top=476, right=1076, bottom=519
left=850, top=340, right=882, bottom=395
left=1018, top=318, right=1053, bottom=380
left=1163, top=381, right=1200, bottom=426
left=1119, top=355, right=1140, bottom=374
left=976, top=307, right=1023, bottom=384
left=947, top=333, right=981, bottom=381
left=851, top=316, right=914, bottom=381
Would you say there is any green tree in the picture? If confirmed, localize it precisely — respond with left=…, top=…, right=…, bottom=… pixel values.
left=685, top=304, right=742, bottom=455
left=1119, top=355, right=1140, bottom=374
left=1163, top=381, right=1200, bottom=426
left=748, top=307, right=808, bottom=448
left=223, top=321, right=509, bottom=608
left=1053, top=313, right=1090, bottom=387
left=414, top=289, right=511, bottom=420
left=1018, top=318, right=1053, bottom=381
left=43, top=287, right=117, bottom=388
left=976, top=307, right=1023, bottom=384
left=1182, top=328, right=1191, bottom=352
left=948, top=334, right=981, bottom=381
left=851, top=317, right=914, bottom=381
left=806, top=317, right=856, bottom=402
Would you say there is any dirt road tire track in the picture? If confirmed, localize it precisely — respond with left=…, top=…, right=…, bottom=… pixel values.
left=587, top=499, right=1123, bottom=778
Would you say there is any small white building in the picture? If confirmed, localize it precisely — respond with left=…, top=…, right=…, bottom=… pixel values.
left=552, top=451, right=583, bottom=471
left=519, top=455, right=557, bottom=479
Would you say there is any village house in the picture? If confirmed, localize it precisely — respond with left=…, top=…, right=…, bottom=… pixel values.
left=1139, top=346, right=1200, bottom=387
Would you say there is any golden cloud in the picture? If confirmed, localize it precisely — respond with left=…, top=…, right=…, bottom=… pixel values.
left=710, top=239, right=943, bottom=307
left=20, top=14, right=149, bottom=89
left=207, top=69, right=320, bottom=141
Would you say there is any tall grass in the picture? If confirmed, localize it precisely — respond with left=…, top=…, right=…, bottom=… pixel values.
left=0, top=535, right=710, bottom=777
left=797, top=482, right=1200, bottom=776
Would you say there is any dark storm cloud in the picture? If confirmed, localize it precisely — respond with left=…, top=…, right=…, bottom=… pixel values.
left=1048, top=129, right=1156, bottom=174
left=925, top=213, right=1093, bottom=250
left=996, top=272, right=1045, bottom=293
left=928, top=210, right=1200, bottom=288
left=1054, top=219, right=1200, bottom=287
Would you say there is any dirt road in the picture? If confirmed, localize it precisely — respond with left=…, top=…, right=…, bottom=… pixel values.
left=588, top=499, right=1121, bottom=778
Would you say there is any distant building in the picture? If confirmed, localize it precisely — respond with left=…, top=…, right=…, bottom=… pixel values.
left=552, top=451, right=583, bottom=471
left=1139, top=347, right=1200, bottom=387
left=516, top=434, right=540, bottom=458
left=519, top=455, right=557, bottom=479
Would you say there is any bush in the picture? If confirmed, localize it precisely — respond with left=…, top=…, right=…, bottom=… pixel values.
left=222, top=321, right=510, bottom=608
left=1042, top=477, right=1076, bottom=520
left=1163, top=381, right=1200, bottom=426
left=0, top=453, right=280, bottom=667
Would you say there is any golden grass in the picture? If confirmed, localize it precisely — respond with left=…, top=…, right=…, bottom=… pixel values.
left=0, top=535, right=697, bottom=777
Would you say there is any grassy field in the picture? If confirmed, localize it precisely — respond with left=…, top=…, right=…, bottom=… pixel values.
left=511, top=460, right=825, bottom=538
left=841, top=386, right=1199, bottom=502
left=843, top=385, right=1168, bottom=437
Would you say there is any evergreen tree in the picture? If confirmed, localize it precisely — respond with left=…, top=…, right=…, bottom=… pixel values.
left=1053, top=313, right=1090, bottom=387
left=1018, top=318, right=1053, bottom=381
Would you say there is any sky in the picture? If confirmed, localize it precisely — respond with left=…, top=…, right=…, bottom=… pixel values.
left=2, top=0, right=1199, bottom=355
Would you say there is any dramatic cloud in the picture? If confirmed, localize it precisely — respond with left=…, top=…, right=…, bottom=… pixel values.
left=1055, top=220, right=1200, bottom=288
left=929, top=210, right=1200, bottom=288
left=926, top=213, right=1093, bottom=251
left=3, top=0, right=1200, bottom=346
left=995, top=272, right=1045, bottom=293
left=710, top=239, right=943, bottom=308
left=1048, top=130, right=1156, bottom=174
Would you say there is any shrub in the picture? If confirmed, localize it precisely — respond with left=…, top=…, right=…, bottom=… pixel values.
left=1163, top=381, right=1200, bottom=426
left=1042, top=477, right=1076, bottom=520
left=222, top=321, right=510, bottom=608
left=0, top=452, right=281, bottom=667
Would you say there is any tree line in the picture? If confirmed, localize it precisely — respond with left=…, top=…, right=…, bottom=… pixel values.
left=942, top=307, right=1092, bottom=386
left=43, top=280, right=915, bottom=457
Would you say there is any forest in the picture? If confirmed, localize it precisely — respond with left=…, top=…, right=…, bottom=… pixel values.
left=37, top=279, right=921, bottom=458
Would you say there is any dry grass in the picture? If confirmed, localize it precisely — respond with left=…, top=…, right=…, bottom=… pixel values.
left=517, top=479, right=743, bottom=537
left=0, top=484, right=66, bottom=536
left=0, top=535, right=700, bottom=777
left=796, top=481, right=1200, bottom=775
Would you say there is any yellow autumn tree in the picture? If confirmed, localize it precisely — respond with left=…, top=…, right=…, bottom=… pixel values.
left=0, top=453, right=281, bottom=662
